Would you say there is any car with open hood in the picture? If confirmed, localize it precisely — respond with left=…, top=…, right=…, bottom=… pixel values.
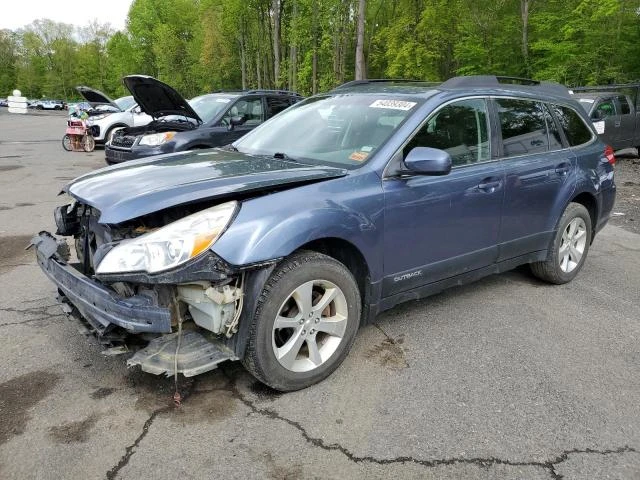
left=33, top=75, right=616, bottom=391
left=76, top=86, right=153, bottom=144
left=104, top=75, right=303, bottom=164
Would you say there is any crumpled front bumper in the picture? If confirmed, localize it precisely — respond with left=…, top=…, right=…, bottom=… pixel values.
left=32, top=232, right=172, bottom=335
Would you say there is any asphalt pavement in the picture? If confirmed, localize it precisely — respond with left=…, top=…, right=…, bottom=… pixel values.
left=0, top=108, right=638, bottom=479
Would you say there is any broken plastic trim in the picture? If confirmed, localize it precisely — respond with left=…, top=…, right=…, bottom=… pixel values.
left=127, top=330, right=238, bottom=377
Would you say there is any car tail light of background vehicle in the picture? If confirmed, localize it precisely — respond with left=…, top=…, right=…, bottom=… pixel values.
left=604, top=145, right=616, bottom=166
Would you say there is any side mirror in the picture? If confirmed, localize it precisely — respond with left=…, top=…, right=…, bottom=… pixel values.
left=403, top=147, right=452, bottom=176
left=228, top=115, right=247, bottom=131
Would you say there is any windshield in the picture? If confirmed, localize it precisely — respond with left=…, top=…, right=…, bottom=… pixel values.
left=189, top=94, right=236, bottom=123
left=234, top=95, right=421, bottom=167
left=115, top=96, right=135, bottom=111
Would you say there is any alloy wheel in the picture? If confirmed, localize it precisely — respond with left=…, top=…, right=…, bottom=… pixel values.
left=272, top=279, right=348, bottom=372
left=559, top=218, right=587, bottom=273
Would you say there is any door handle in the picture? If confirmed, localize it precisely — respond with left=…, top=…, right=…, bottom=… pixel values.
left=555, top=163, right=571, bottom=175
left=477, top=178, right=501, bottom=192
left=615, top=121, right=621, bottom=128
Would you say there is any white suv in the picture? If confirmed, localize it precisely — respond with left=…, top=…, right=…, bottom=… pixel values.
left=76, top=87, right=153, bottom=144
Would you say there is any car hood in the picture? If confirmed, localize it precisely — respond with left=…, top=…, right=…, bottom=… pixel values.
left=76, top=86, right=121, bottom=111
left=65, top=149, right=347, bottom=224
left=123, top=75, right=202, bottom=123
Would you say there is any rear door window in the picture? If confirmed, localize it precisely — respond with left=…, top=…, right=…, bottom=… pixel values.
left=404, top=98, right=491, bottom=167
left=550, top=105, right=594, bottom=146
left=496, top=99, right=549, bottom=157
left=616, top=96, right=631, bottom=115
left=266, top=96, right=291, bottom=118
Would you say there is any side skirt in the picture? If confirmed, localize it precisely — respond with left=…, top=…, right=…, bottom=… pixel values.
left=372, top=250, right=547, bottom=317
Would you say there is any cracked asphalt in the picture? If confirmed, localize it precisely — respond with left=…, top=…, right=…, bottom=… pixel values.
left=0, top=109, right=639, bottom=479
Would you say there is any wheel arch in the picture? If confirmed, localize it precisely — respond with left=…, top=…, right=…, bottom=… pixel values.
left=295, top=238, right=372, bottom=318
left=569, top=191, right=598, bottom=241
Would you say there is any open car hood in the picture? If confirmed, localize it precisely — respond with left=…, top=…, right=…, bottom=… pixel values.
left=76, top=86, right=121, bottom=111
left=65, top=149, right=347, bottom=224
left=123, top=75, right=202, bottom=123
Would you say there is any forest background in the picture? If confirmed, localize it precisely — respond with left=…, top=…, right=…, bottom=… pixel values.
left=1, top=0, right=639, bottom=100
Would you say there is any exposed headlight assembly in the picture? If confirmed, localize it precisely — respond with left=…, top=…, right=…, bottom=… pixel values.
left=89, top=114, right=109, bottom=121
left=138, top=132, right=176, bottom=146
left=96, top=201, right=238, bottom=274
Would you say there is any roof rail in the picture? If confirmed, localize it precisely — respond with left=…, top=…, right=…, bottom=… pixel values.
left=440, top=75, right=570, bottom=97
left=571, top=82, right=640, bottom=92
left=335, top=79, right=438, bottom=89
left=245, top=89, right=303, bottom=96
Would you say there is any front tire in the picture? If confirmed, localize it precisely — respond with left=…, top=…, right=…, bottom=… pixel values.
left=530, top=202, right=592, bottom=284
left=243, top=251, right=361, bottom=391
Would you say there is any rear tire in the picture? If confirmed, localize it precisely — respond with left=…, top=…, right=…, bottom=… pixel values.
left=243, top=251, right=361, bottom=391
left=530, top=202, right=592, bottom=284
left=62, top=134, right=72, bottom=151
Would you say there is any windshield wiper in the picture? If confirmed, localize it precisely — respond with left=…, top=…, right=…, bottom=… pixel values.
left=273, top=152, right=296, bottom=161
left=221, top=144, right=238, bottom=152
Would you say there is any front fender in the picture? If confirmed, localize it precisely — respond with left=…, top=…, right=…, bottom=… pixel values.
left=212, top=171, right=385, bottom=280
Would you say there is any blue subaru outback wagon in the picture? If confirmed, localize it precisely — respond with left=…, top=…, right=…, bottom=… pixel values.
left=33, top=76, right=616, bottom=391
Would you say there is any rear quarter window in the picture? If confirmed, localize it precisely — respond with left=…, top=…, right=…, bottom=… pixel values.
left=551, top=105, right=594, bottom=146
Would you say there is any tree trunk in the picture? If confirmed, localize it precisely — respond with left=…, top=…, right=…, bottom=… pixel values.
left=256, top=51, right=262, bottom=89
left=288, top=0, right=298, bottom=92
left=355, top=0, right=366, bottom=80
left=271, top=0, right=282, bottom=88
left=312, top=0, right=318, bottom=94
left=521, top=0, right=530, bottom=71
left=239, top=36, right=247, bottom=90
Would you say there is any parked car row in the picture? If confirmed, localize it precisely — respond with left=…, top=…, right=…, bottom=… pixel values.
left=34, top=74, right=616, bottom=391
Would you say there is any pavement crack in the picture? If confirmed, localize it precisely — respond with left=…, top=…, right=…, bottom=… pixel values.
left=224, top=372, right=636, bottom=476
left=105, top=406, right=171, bottom=480
left=105, top=378, right=199, bottom=480
left=0, top=313, right=65, bottom=328
left=0, top=303, right=59, bottom=315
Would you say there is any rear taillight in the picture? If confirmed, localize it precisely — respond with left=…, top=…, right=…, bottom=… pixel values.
left=604, top=145, right=616, bottom=166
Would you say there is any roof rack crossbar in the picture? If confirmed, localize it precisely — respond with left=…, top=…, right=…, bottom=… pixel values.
left=335, top=79, right=437, bottom=89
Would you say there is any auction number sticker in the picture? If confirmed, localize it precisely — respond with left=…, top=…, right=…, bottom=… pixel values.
left=370, top=99, right=417, bottom=111
left=593, top=120, right=605, bottom=134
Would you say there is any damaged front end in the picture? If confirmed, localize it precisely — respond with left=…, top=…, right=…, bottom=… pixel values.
left=33, top=200, right=273, bottom=377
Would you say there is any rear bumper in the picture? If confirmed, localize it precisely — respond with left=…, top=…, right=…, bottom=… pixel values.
left=33, top=232, right=172, bottom=334
left=596, top=183, right=617, bottom=234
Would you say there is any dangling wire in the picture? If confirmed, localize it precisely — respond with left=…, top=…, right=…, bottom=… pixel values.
left=225, top=273, right=245, bottom=338
left=172, top=291, right=184, bottom=407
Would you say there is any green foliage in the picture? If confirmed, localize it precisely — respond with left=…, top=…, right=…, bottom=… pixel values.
left=3, top=0, right=640, bottom=100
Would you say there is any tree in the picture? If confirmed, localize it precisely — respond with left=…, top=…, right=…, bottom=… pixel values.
left=355, top=0, right=366, bottom=80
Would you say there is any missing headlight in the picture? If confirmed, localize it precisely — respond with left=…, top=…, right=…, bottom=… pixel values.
left=54, top=203, right=81, bottom=236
